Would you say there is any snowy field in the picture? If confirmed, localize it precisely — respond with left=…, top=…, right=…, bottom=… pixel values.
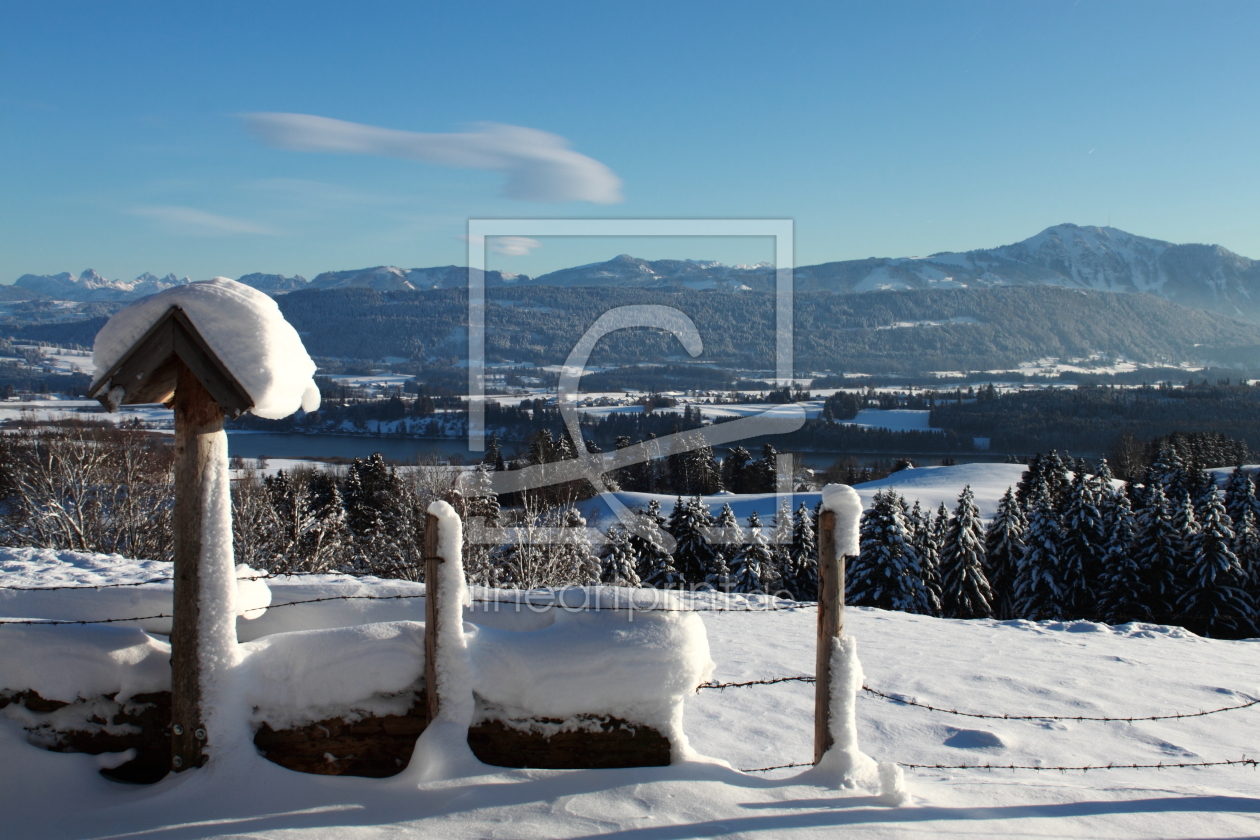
left=1, top=546, right=1259, bottom=839
left=581, top=463, right=1028, bottom=527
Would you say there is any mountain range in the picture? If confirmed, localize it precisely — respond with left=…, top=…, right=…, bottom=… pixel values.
left=9, top=224, right=1260, bottom=322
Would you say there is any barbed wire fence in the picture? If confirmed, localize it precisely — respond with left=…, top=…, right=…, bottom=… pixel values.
left=3, top=575, right=1257, bottom=775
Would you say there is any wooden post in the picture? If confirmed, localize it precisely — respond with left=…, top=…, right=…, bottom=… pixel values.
left=814, top=509, right=843, bottom=764
left=423, top=511, right=443, bottom=725
left=170, top=361, right=224, bottom=772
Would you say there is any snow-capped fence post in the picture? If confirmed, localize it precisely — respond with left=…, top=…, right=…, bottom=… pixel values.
left=423, top=510, right=446, bottom=724
left=815, top=484, right=861, bottom=764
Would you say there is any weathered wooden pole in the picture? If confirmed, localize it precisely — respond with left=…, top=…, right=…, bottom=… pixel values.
left=170, top=360, right=223, bottom=771
left=423, top=511, right=444, bottom=725
left=814, top=509, right=843, bottom=764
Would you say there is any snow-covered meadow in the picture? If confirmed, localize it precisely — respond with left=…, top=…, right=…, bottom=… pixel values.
left=2, top=543, right=1259, bottom=839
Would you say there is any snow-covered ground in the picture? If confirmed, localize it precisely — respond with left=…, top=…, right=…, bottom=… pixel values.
left=1, top=545, right=1258, bottom=838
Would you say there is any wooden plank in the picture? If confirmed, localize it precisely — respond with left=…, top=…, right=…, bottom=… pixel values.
left=423, top=512, right=442, bottom=725
left=169, top=309, right=253, bottom=417
left=89, top=306, right=253, bottom=417
left=815, top=509, right=841, bottom=764
left=89, top=308, right=178, bottom=403
left=170, top=360, right=224, bottom=773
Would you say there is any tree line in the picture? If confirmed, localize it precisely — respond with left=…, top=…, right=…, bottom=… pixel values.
left=850, top=448, right=1260, bottom=639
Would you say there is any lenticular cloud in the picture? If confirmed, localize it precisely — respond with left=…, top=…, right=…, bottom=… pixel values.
left=243, top=112, right=623, bottom=204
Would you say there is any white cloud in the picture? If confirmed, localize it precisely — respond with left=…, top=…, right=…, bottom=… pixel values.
left=489, top=236, right=543, bottom=256
left=242, top=113, right=623, bottom=205
left=130, top=205, right=279, bottom=236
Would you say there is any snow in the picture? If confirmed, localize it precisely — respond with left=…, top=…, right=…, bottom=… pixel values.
left=842, top=408, right=933, bottom=432
left=5, top=589, right=1259, bottom=838
left=241, top=621, right=426, bottom=729
left=821, top=483, right=862, bottom=557
left=0, top=624, right=169, bottom=704
left=469, top=604, right=713, bottom=755
left=92, top=277, right=320, bottom=420
left=578, top=463, right=1029, bottom=530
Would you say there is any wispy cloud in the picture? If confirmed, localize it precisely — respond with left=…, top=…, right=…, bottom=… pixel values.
left=130, top=205, right=280, bottom=236
left=489, top=236, right=543, bottom=256
left=242, top=113, right=623, bottom=205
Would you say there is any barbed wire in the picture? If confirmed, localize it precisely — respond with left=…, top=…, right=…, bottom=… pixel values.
left=896, top=757, right=1258, bottom=771
left=861, top=685, right=1260, bottom=722
left=0, top=590, right=810, bottom=625
left=699, top=676, right=1260, bottom=722
left=0, top=612, right=173, bottom=626
left=742, top=757, right=1259, bottom=773
left=699, top=676, right=815, bottom=691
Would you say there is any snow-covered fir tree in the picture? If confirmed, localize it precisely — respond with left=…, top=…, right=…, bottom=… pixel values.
left=764, top=499, right=794, bottom=595
left=939, top=485, right=993, bottom=619
left=1131, top=485, right=1182, bottom=624
left=1232, top=506, right=1260, bottom=592
left=304, top=470, right=348, bottom=573
left=1097, top=491, right=1147, bottom=624
left=1178, top=492, right=1253, bottom=638
left=671, top=496, right=716, bottom=585
left=1058, top=470, right=1106, bottom=617
left=1014, top=479, right=1066, bottom=620
left=906, top=500, right=943, bottom=615
left=786, top=501, right=819, bottom=601
left=983, top=487, right=1026, bottom=620
left=600, top=523, right=641, bottom=587
left=704, top=503, right=739, bottom=591
left=1224, top=466, right=1260, bottom=530
left=559, top=507, right=599, bottom=584
left=730, top=511, right=772, bottom=594
left=849, top=489, right=933, bottom=613
left=635, top=501, right=682, bottom=589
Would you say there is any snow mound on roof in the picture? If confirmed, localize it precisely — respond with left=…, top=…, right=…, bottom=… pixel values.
left=92, top=277, right=320, bottom=419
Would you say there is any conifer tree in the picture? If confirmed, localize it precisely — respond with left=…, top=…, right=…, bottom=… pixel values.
left=672, top=497, right=716, bottom=585
left=906, top=500, right=942, bottom=615
left=1232, top=506, right=1260, bottom=592
left=1179, top=493, right=1253, bottom=637
left=984, top=487, right=1025, bottom=620
left=730, top=511, right=771, bottom=594
left=721, top=447, right=753, bottom=494
left=1058, top=470, right=1106, bottom=617
left=600, top=523, right=641, bottom=587
left=939, top=485, right=993, bottom=618
left=764, top=498, right=793, bottom=595
left=304, top=470, right=348, bottom=573
left=1014, top=480, right=1066, bottom=620
left=788, top=501, right=819, bottom=600
left=559, top=507, right=600, bottom=584
left=1098, top=492, right=1146, bottom=625
left=1170, top=491, right=1200, bottom=597
left=634, top=501, right=681, bottom=588
left=705, top=504, right=740, bottom=591
left=1132, top=485, right=1181, bottom=624
left=1224, top=466, right=1260, bottom=529
left=849, top=490, right=932, bottom=612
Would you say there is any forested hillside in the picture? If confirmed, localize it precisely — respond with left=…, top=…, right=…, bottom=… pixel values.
left=270, top=284, right=1260, bottom=373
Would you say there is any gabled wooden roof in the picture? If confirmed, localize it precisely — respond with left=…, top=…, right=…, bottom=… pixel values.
left=88, top=306, right=254, bottom=418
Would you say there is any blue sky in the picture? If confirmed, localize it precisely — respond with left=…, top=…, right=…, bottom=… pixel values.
left=2, top=0, right=1257, bottom=282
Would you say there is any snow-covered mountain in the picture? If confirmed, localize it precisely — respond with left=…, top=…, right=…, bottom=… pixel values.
left=529, top=254, right=776, bottom=291
left=795, top=224, right=1260, bottom=321
left=236, top=273, right=308, bottom=294
left=13, top=270, right=192, bottom=302
left=308, top=265, right=525, bottom=291
left=10, top=225, right=1260, bottom=320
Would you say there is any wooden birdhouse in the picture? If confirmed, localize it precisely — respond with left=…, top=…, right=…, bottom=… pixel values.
left=89, top=304, right=251, bottom=775
left=88, top=305, right=253, bottom=417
